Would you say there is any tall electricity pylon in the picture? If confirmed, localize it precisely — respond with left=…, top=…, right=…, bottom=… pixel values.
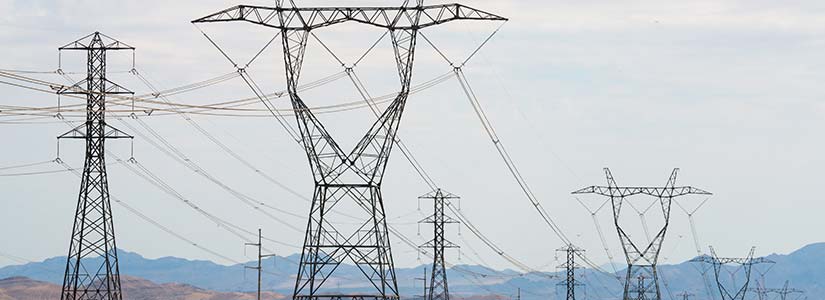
left=573, top=168, right=712, bottom=300
left=556, top=244, right=584, bottom=300
left=192, top=2, right=506, bottom=300
left=57, top=32, right=134, bottom=300
left=419, top=189, right=460, bottom=300
left=691, top=247, right=774, bottom=300
left=750, top=280, right=804, bottom=300
left=750, top=282, right=769, bottom=300
left=768, top=281, right=805, bottom=300
left=676, top=291, right=694, bottom=300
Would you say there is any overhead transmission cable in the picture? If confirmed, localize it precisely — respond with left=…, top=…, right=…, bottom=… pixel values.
left=426, top=29, right=618, bottom=278
left=418, top=28, right=576, bottom=247
left=191, top=23, right=590, bottom=293
left=0, top=67, right=454, bottom=118
left=117, top=116, right=306, bottom=233
left=0, top=160, right=55, bottom=171
left=676, top=198, right=716, bottom=300
left=118, top=152, right=298, bottom=249
left=54, top=158, right=241, bottom=264
left=130, top=68, right=310, bottom=205
left=308, top=31, right=559, bottom=278
left=574, top=197, right=620, bottom=274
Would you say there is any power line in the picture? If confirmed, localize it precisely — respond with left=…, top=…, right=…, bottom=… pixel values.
left=118, top=116, right=305, bottom=233
left=55, top=153, right=241, bottom=265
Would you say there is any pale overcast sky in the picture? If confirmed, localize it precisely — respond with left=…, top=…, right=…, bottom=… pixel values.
left=1, top=0, right=824, bottom=271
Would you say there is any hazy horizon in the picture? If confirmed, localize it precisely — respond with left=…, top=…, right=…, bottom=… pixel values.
left=1, top=0, right=823, bottom=282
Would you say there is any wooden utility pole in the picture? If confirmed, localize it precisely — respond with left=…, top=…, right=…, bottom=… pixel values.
left=415, top=267, right=428, bottom=300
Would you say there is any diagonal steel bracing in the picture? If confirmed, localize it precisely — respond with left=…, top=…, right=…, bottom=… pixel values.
left=573, top=168, right=711, bottom=300
left=57, top=32, right=134, bottom=300
left=418, top=189, right=459, bottom=300
left=691, top=247, right=775, bottom=300
left=556, top=244, right=585, bottom=300
left=193, top=2, right=505, bottom=300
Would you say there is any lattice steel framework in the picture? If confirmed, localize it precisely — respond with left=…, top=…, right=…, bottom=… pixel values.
left=676, top=291, right=694, bottom=300
left=556, top=244, right=584, bottom=300
left=573, top=168, right=711, bottom=300
left=193, top=2, right=505, bottom=300
left=57, top=32, right=134, bottom=300
left=750, top=280, right=805, bottom=300
left=418, top=189, right=459, bottom=300
left=691, top=247, right=774, bottom=300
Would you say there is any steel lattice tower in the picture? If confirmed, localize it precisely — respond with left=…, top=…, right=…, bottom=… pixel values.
left=57, top=32, right=134, bottom=300
left=556, top=244, right=584, bottom=300
left=676, top=291, right=694, bottom=300
left=691, top=247, right=774, bottom=300
left=765, top=281, right=805, bottom=300
left=751, top=281, right=804, bottom=300
left=418, top=189, right=459, bottom=300
left=573, top=168, right=712, bottom=300
left=192, top=2, right=506, bottom=300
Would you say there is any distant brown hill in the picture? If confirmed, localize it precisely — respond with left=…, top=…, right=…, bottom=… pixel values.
left=0, top=276, right=286, bottom=300
left=0, top=275, right=509, bottom=300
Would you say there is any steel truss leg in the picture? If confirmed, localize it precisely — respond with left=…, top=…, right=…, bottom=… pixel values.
left=615, top=198, right=670, bottom=300
left=284, top=28, right=417, bottom=300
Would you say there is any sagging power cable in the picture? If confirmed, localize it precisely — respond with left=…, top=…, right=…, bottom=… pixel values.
left=54, top=158, right=241, bottom=264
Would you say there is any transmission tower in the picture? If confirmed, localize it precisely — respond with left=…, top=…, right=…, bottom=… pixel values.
left=419, top=189, right=460, bottom=300
left=690, top=247, right=774, bottom=300
left=193, top=2, right=505, bottom=300
left=750, top=281, right=805, bottom=300
left=768, top=281, right=805, bottom=300
left=750, top=282, right=769, bottom=300
left=630, top=275, right=651, bottom=300
left=675, top=291, right=694, bottom=300
left=573, top=168, right=712, bottom=300
left=57, top=32, right=134, bottom=300
left=556, top=244, right=584, bottom=300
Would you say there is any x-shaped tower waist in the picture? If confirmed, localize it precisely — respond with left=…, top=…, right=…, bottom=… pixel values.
left=573, top=168, right=711, bottom=300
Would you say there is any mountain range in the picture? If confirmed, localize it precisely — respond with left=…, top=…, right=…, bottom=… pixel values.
left=1, top=243, right=823, bottom=300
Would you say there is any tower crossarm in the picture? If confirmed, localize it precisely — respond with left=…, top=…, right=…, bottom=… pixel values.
left=59, top=31, right=134, bottom=50
left=572, top=186, right=712, bottom=198
left=192, top=4, right=507, bottom=30
left=764, top=288, right=805, bottom=294
left=689, top=256, right=774, bottom=266
left=716, top=257, right=774, bottom=265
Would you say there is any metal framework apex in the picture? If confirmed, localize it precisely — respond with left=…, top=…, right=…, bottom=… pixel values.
left=60, top=32, right=134, bottom=50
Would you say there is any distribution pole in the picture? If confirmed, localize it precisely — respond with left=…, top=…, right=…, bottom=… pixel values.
left=414, top=267, right=428, bottom=300
left=57, top=32, right=134, bottom=300
left=419, top=189, right=460, bottom=300
left=573, top=168, right=711, bottom=300
left=245, top=229, right=278, bottom=300
left=556, top=244, right=585, bottom=300
left=193, top=3, right=506, bottom=300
